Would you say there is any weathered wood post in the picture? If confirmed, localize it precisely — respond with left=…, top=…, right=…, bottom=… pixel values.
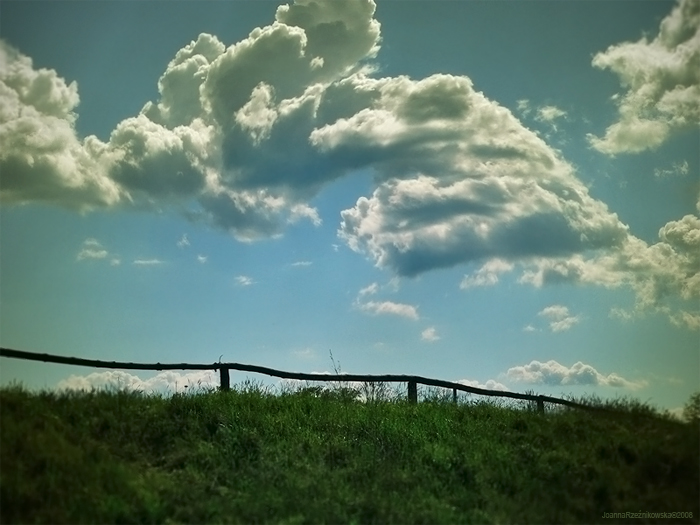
left=537, top=395, right=544, bottom=414
left=408, top=380, right=417, bottom=404
left=219, top=366, right=230, bottom=391
left=453, top=388, right=458, bottom=404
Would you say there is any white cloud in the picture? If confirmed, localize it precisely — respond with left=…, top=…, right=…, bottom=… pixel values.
left=1, top=0, right=697, bottom=329
left=235, top=82, right=278, bottom=144
left=669, top=309, right=700, bottom=330
left=654, top=160, right=690, bottom=178
left=77, top=238, right=121, bottom=266
left=535, top=105, right=567, bottom=123
left=333, top=73, right=629, bottom=277
left=0, top=17, right=630, bottom=259
left=177, top=233, right=190, bottom=248
left=537, top=304, right=580, bottom=332
left=516, top=100, right=567, bottom=130
left=76, top=238, right=108, bottom=261
left=358, top=282, right=379, bottom=297
left=518, top=215, right=700, bottom=328
left=516, top=99, right=531, bottom=116
left=421, top=326, right=440, bottom=342
left=1, top=0, right=380, bottom=237
left=609, top=307, right=634, bottom=322
left=0, top=42, right=123, bottom=210
left=235, top=275, right=254, bottom=286
left=588, top=0, right=700, bottom=154
left=506, top=360, right=646, bottom=389
left=197, top=255, right=208, bottom=263
left=355, top=280, right=417, bottom=320
left=457, top=378, right=508, bottom=391
left=523, top=324, right=537, bottom=333
left=358, top=300, right=419, bottom=320
left=133, top=259, right=164, bottom=266
left=77, top=248, right=108, bottom=260
left=460, top=259, right=514, bottom=289
left=57, top=369, right=218, bottom=394
left=291, top=260, right=312, bottom=267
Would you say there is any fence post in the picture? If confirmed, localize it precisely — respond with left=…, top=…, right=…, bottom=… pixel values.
left=537, top=395, right=544, bottom=414
left=408, top=381, right=417, bottom=404
left=219, top=366, right=230, bottom=391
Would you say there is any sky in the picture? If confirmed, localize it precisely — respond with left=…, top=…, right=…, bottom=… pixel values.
left=0, top=0, right=698, bottom=413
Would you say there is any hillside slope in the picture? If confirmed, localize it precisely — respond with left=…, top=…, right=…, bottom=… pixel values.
left=1, top=385, right=698, bottom=524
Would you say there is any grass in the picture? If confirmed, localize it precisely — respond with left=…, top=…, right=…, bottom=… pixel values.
left=1, top=381, right=698, bottom=524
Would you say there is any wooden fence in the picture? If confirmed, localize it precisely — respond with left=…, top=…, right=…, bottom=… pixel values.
left=0, top=347, right=599, bottom=413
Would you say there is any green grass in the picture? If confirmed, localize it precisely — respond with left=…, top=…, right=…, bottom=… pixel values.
left=1, top=382, right=698, bottom=524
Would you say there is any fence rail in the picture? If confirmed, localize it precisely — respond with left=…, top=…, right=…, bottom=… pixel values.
left=1, top=347, right=600, bottom=413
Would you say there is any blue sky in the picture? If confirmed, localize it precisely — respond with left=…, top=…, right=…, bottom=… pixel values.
left=1, top=0, right=698, bottom=413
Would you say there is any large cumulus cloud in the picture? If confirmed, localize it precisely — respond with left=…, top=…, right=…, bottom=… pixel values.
left=1, top=0, right=381, bottom=239
left=1, top=0, right=697, bottom=327
left=333, top=74, right=629, bottom=276
left=587, top=0, right=700, bottom=154
left=330, top=70, right=697, bottom=324
left=0, top=41, right=122, bottom=209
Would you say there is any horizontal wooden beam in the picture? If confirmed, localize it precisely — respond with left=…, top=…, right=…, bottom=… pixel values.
left=0, top=347, right=598, bottom=412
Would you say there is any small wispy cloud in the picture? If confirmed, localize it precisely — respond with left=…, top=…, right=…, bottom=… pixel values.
left=355, top=281, right=416, bottom=320
left=291, top=261, right=312, bottom=267
left=523, top=324, right=537, bottom=333
left=386, top=277, right=400, bottom=292
left=358, top=282, right=379, bottom=297
left=197, top=255, right=208, bottom=264
left=76, top=238, right=108, bottom=261
left=235, top=275, right=254, bottom=286
left=534, top=104, right=568, bottom=134
left=669, top=310, right=700, bottom=331
left=538, top=305, right=580, bottom=332
left=516, top=99, right=531, bottom=116
left=460, top=259, right=513, bottom=289
left=289, top=204, right=322, bottom=226
left=77, top=238, right=121, bottom=267
left=609, top=307, right=634, bottom=322
left=133, top=259, right=164, bottom=266
left=359, top=300, right=419, bottom=320
left=177, top=233, right=190, bottom=248
left=457, top=378, right=508, bottom=391
left=654, top=160, right=689, bottom=178
left=535, top=105, right=567, bottom=123
left=421, top=327, right=440, bottom=342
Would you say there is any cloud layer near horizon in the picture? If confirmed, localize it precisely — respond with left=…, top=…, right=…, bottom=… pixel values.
left=506, top=360, right=646, bottom=389
left=1, top=0, right=697, bottom=327
left=55, top=358, right=642, bottom=395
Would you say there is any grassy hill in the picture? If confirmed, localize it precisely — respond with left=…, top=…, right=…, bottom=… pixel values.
left=1, top=382, right=698, bottom=524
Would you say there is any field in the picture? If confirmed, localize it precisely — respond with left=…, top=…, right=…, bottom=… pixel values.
left=1, top=382, right=698, bottom=524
